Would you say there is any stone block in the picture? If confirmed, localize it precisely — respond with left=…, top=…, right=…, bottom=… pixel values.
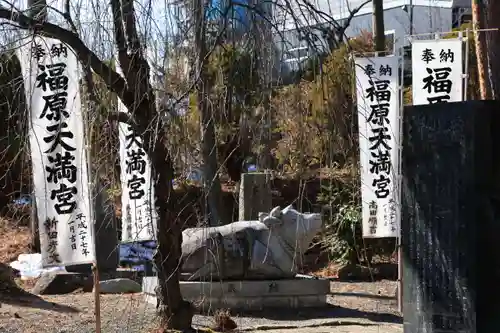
left=143, top=276, right=329, bottom=311
left=239, top=172, right=272, bottom=221
left=97, top=278, right=141, bottom=294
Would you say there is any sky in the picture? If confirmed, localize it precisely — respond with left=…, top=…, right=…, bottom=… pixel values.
left=4, top=0, right=186, bottom=64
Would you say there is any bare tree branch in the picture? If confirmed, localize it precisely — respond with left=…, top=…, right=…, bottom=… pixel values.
left=110, top=0, right=131, bottom=78
left=122, top=0, right=142, bottom=54
left=0, top=5, right=133, bottom=108
left=107, top=109, right=137, bottom=125
left=286, top=0, right=370, bottom=51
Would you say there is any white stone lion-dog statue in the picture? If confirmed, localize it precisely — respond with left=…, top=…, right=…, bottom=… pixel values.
left=180, top=205, right=323, bottom=281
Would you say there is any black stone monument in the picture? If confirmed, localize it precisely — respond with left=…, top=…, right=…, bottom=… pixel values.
left=402, top=100, right=500, bottom=333
left=66, top=179, right=118, bottom=274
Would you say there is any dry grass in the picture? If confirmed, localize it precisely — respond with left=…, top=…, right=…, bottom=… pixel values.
left=0, top=216, right=32, bottom=264
left=313, top=262, right=342, bottom=279
left=212, top=309, right=237, bottom=332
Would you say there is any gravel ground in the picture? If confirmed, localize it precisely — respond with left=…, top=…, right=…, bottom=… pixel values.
left=0, top=280, right=402, bottom=333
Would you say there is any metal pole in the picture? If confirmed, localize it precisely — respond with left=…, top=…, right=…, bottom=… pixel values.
left=464, top=30, right=470, bottom=100
left=397, top=47, right=405, bottom=314
left=27, top=0, right=48, bottom=254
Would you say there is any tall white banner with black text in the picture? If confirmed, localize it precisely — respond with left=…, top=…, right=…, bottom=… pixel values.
left=355, top=56, right=401, bottom=238
left=116, top=63, right=157, bottom=243
left=18, top=37, right=95, bottom=267
left=411, top=38, right=463, bottom=105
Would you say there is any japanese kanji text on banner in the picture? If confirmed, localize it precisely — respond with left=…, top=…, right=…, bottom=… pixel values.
left=411, top=38, right=463, bottom=105
left=355, top=56, right=401, bottom=238
left=17, top=37, right=95, bottom=267
left=116, top=63, right=157, bottom=243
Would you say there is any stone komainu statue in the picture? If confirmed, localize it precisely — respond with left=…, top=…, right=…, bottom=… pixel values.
left=180, top=205, right=323, bottom=281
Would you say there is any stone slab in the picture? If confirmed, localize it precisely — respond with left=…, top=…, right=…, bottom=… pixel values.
left=33, top=272, right=93, bottom=295
left=401, top=101, right=500, bottom=333
left=143, top=276, right=329, bottom=310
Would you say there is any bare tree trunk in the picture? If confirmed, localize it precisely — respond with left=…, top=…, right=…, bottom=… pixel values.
left=250, top=0, right=272, bottom=171
left=151, top=130, right=193, bottom=329
left=193, top=0, right=227, bottom=226
left=372, top=0, right=385, bottom=52
left=472, top=0, right=492, bottom=99
left=115, top=0, right=193, bottom=327
left=1, top=0, right=191, bottom=327
left=487, top=0, right=500, bottom=99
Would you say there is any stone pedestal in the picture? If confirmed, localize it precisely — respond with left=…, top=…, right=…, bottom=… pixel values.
left=401, top=101, right=500, bottom=333
left=143, top=276, right=329, bottom=311
left=239, top=172, right=272, bottom=221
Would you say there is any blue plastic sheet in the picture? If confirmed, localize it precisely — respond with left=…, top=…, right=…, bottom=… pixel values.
left=119, top=241, right=156, bottom=272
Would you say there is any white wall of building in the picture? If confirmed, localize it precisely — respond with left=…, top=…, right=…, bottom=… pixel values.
left=274, top=0, right=460, bottom=74
left=344, top=6, right=453, bottom=50
left=275, top=0, right=455, bottom=32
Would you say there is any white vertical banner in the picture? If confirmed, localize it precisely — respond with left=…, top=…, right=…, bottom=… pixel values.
left=355, top=56, right=401, bottom=238
left=411, top=38, right=464, bottom=105
left=17, top=37, right=95, bottom=267
left=116, top=61, right=157, bottom=243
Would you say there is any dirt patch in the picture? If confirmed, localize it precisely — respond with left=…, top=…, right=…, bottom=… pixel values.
left=0, top=216, right=33, bottom=295
left=0, top=293, right=158, bottom=333
left=0, top=281, right=401, bottom=333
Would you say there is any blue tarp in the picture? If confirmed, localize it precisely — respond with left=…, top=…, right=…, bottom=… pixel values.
left=119, top=241, right=156, bottom=272
left=13, top=195, right=31, bottom=205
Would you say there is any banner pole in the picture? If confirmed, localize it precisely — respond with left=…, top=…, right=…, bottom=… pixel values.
left=397, top=46, right=405, bottom=314
left=397, top=240, right=403, bottom=312
left=81, top=56, right=100, bottom=333
left=93, top=263, right=101, bottom=333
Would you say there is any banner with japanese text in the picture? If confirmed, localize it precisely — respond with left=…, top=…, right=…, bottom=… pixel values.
left=355, top=56, right=401, bottom=238
left=17, top=37, right=95, bottom=267
left=411, top=38, right=463, bottom=105
left=116, top=62, right=157, bottom=243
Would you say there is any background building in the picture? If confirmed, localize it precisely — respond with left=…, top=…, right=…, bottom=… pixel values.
left=275, top=0, right=472, bottom=74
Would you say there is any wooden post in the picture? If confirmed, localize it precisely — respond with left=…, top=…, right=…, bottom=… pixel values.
left=372, top=0, right=386, bottom=52
left=239, top=172, right=272, bottom=221
left=29, top=196, right=40, bottom=252
left=92, top=264, right=101, bottom=333
left=472, top=0, right=492, bottom=99
left=486, top=0, right=500, bottom=99
left=397, top=239, right=403, bottom=313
